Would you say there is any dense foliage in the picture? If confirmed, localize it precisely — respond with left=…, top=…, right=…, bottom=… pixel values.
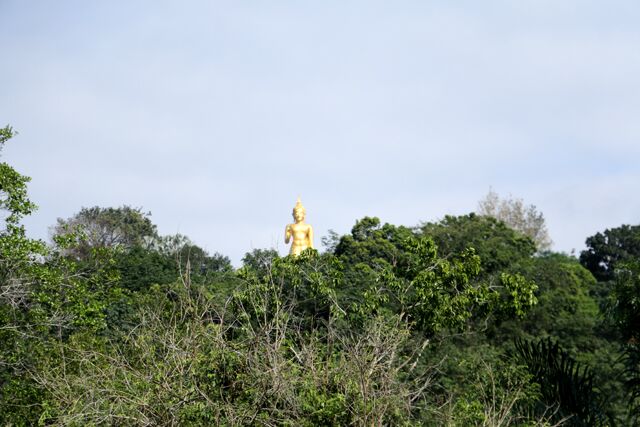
left=579, top=225, right=640, bottom=282
left=1, top=127, right=637, bottom=425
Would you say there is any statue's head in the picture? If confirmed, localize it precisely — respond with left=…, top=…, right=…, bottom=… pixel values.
left=292, top=197, right=306, bottom=222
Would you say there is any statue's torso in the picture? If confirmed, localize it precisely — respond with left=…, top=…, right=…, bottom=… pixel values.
left=289, top=222, right=312, bottom=255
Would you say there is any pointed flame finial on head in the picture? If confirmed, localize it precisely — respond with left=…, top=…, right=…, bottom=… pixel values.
left=293, top=197, right=306, bottom=216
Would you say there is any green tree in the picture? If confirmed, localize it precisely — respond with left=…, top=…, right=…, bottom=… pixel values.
left=0, top=125, right=43, bottom=308
left=179, top=243, right=232, bottom=275
left=0, top=127, right=126, bottom=424
left=115, top=238, right=232, bottom=292
left=114, top=246, right=178, bottom=292
left=52, top=205, right=158, bottom=260
left=493, top=254, right=627, bottom=421
left=580, top=224, right=640, bottom=282
left=0, top=126, right=50, bottom=423
left=330, top=217, right=537, bottom=336
left=497, top=254, right=600, bottom=352
left=334, top=216, right=415, bottom=270
left=241, top=248, right=280, bottom=277
left=0, top=126, right=36, bottom=228
left=514, top=337, right=610, bottom=426
left=607, top=261, right=640, bottom=421
left=420, top=213, right=536, bottom=275
left=609, top=262, right=640, bottom=346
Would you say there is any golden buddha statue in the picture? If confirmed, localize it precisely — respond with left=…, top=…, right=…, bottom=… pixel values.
left=285, top=198, right=314, bottom=256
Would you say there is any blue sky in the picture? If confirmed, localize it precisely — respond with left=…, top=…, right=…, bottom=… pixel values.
left=1, top=1, right=639, bottom=264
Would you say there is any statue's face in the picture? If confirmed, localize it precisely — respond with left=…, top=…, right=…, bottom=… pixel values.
left=293, top=209, right=305, bottom=222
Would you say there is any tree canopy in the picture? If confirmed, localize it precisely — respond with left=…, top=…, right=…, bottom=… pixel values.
left=580, top=224, right=640, bottom=282
left=52, top=205, right=158, bottom=259
left=0, top=126, right=636, bottom=425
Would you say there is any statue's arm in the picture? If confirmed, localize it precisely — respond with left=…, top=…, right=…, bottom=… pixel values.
left=285, top=224, right=292, bottom=244
left=308, top=225, right=314, bottom=249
